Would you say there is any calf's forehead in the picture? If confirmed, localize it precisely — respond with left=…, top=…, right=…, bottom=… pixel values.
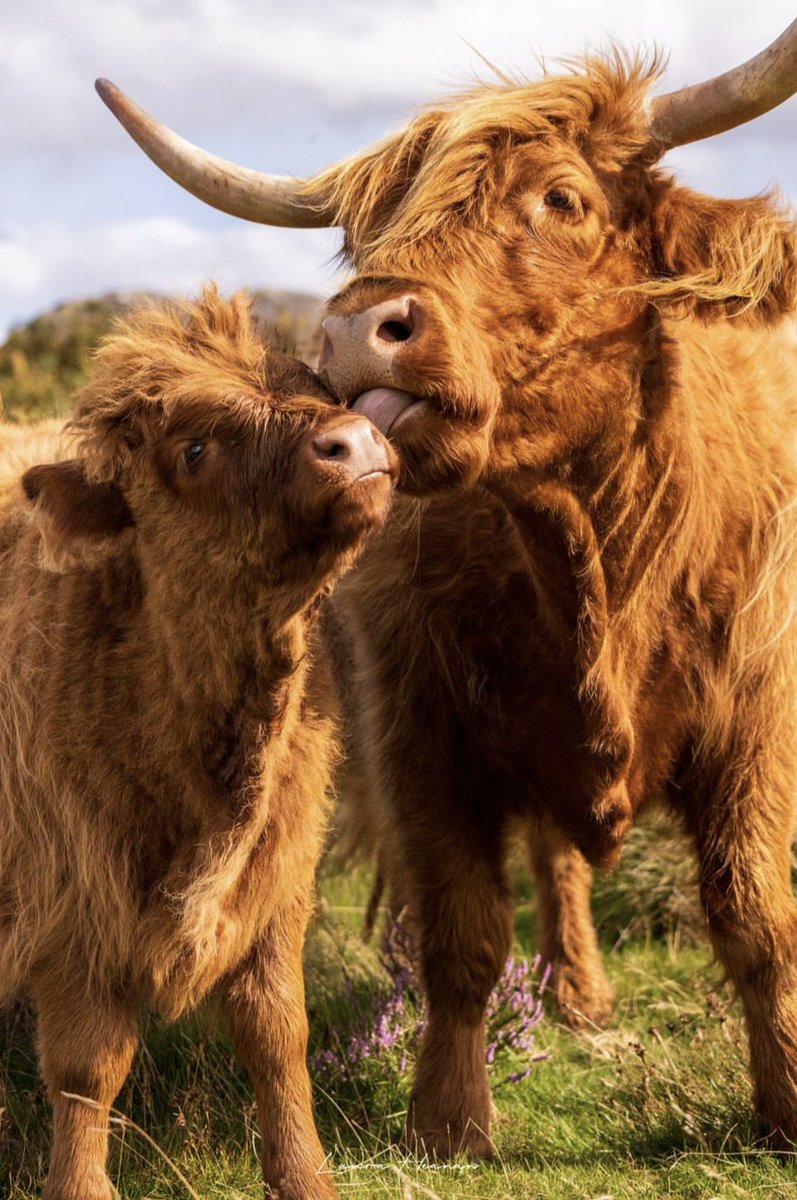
left=146, top=354, right=337, bottom=441
left=262, top=351, right=334, bottom=406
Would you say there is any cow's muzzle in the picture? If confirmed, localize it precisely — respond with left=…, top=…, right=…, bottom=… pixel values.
left=319, top=295, right=428, bottom=426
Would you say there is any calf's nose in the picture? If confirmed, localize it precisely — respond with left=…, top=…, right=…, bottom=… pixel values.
left=319, top=295, right=423, bottom=395
left=309, top=415, right=393, bottom=482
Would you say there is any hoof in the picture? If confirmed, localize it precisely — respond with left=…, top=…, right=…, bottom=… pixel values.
left=404, top=1098, right=494, bottom=1161
left=553, top=967, right=615, bottom=1029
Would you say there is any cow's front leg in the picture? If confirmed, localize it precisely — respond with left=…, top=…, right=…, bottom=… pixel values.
left=35, top=975, right=138, bottom=1200
left=527, top=816, right=614, bottom=1027
left=402, top=820, right=514, bottom=1160
left=219, top=908, right=337, bottom=1200
left=691, top=740, right=797, bottom=1146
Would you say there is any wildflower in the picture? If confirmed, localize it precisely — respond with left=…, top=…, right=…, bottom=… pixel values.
left=310, top=920, right=548, bottom=1091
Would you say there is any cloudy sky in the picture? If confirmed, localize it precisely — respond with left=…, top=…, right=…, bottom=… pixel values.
left=2, top=1, right=795, bottom=339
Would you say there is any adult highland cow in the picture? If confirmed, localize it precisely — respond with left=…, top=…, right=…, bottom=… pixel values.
left=97, top=23, right=797, bottom=1156
left=0, top=288, right=395, bottom=1200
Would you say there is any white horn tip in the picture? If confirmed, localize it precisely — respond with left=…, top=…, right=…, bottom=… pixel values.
left=95, top=78, right=117, bottom=103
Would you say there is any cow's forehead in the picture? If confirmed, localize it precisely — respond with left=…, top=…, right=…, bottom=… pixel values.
left=333, top=66, right=655, bottom=266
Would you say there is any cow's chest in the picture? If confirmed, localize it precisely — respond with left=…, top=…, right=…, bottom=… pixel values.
left=356, top=497, right=692, bottom=855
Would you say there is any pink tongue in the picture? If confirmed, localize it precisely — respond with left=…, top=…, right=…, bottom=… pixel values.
left=351, top=388, right=417, bottom=435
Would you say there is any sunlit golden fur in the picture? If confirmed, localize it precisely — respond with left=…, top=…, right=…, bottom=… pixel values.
left=0, top=288, right=396, bottom=1199
left=316, top=54, right=794, bottom=321
left=315, top=54, right=657, bottom=255
left=317, top=53, right=797, bottom=1156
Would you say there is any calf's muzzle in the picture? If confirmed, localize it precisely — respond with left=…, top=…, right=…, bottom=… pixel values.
left=303, top=414, right=393, bottom=484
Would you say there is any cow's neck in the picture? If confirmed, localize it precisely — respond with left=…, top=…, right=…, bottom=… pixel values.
left=483, top=318, right=707, bottom=861
left=490, top=315, right=703, bottom=634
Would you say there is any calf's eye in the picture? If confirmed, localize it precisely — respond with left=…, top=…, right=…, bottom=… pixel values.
left=184, top=443, right=206, bottom=469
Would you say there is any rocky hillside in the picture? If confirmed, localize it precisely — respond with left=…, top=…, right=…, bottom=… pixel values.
left=0, top=289, right=325, bottom=423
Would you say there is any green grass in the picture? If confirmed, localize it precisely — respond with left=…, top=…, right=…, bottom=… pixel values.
left=3, top=834, right=797, bottom=1199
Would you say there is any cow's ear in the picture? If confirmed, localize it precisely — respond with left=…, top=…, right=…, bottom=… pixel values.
left=22, top=460, right=134, bottom=572
left=643, top=182, right=797, bottom=324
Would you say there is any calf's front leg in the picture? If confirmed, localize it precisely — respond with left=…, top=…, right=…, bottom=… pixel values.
left=34, top=977, right=138, bottom=1200
left=220, top=909, right=337, bottom=1200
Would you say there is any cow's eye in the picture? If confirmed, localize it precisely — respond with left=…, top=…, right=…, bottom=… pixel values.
left=544, top=189, right=577, bottom=212
left=184, top=443, right=206, bottom=470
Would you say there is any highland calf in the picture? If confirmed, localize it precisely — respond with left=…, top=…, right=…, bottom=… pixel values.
left=0, top=289, right=395, bottom=1200
left=97, top=25, right=797, bottom=1158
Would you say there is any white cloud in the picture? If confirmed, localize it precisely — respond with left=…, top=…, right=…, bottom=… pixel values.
left=0, top=218, right=344, bottom=339
left=4, top=1, right=795, bottom=159
left=1, top=1, right=795, bottom=335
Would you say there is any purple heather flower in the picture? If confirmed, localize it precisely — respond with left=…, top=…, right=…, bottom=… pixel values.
left=311, top=919, right=549, bottom=1091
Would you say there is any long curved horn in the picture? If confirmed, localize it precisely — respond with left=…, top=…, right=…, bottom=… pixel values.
left=649, top=19, right=797, bottom=152
left=95, top=79, right=337, bottom=228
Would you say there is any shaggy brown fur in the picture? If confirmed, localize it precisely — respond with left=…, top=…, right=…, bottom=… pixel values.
left=316, top=55, right=797, bottom=1156
left=0, top=288, right=395, bottom=1199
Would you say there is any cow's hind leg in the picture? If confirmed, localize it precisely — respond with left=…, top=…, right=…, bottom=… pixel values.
left=691, top=745, right=797, bottom=1144
left=527, top=817, right=614, bottom=1027
left=35, top=976, right=138, bottom=1200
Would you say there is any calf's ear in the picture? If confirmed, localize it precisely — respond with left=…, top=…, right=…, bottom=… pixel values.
left=643, top=183, right=797, bottom=324
left=22, top=459, right=134, bottom=572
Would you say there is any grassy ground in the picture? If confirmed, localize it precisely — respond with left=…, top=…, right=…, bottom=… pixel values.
left=2, top=823, right=796, bottom=1199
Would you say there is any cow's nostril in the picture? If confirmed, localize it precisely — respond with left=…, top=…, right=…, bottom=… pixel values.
left=313, top=435, right=350, bottom=461
left=377, top=319, right=413, bottom=343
